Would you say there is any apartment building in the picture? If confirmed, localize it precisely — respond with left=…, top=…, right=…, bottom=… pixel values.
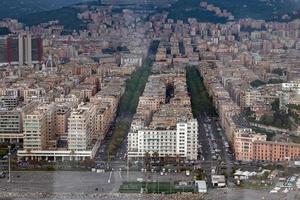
left=233, top=128, right=267, bottom=161
left=233, top=128, right=300, bottom=161
left=55, top=106, right=71, bottom=138
left=37, top=103, right=57, bottom=149
left=0, top=110, right=22, bottom=142
left=128, top=119, right=198, bottom=160
left=68, top=106, right=92, bottom=151
left=253, top=141, right=300, bottom=161
left=95, top=104, right=112, bottom=141
left=18, top=103, right=98, bottom=161
left=0, top=95, right=19, bottom=110
left=23, top=110, right=47, bottom=151
left=137, top=96, right=161, bottom=112
left=0, top=102, right=36, bottom=142
left=240, top=89, right=262, bottom=109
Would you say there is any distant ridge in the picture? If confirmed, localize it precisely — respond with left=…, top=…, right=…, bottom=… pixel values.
left=101, top=0, right=176, bottom=5
left=0, top=0, right=89, bottom=19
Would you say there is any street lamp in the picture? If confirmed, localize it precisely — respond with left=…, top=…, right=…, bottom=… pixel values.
left=126, top=156, right=129, bottom=182
left=7, top=145, right=11, bottom=183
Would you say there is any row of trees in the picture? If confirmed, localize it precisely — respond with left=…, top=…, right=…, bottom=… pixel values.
left=143, top=152, right=204, bottom=180
left=186, top=66, right=217, bottom=118
left=250, top=79, right=283, bottom=88
left=143, top=152, right=182, bottom=167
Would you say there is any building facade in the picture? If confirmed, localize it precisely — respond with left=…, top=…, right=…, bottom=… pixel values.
left=0, top=33, right=43, bottom=66
left=67, top=108, right=91, bottom=151
left=233, top=128, right=300, bottom=161
left=23, top=110, right=47, bottom=151
left=128, top=119, right=198, bottom=160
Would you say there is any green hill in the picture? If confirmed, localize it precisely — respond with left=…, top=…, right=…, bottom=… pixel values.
left=0, top=0, right=89, bottom=19
left=18, top=7, right=87, bottom=31
left=167, top=0, right=300, bottom=22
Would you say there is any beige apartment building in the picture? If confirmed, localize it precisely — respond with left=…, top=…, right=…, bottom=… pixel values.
left=95, top=104, right=112, bottom=141
left=55, top=106, right=71, bottom=138
left=138, top=96, right=161, bottom=112
left=37, top=103, right=57, bottom=149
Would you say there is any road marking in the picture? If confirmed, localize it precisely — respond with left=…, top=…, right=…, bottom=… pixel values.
left=108, top=171, right=112, bottom=183
left=119, top=171, right=122, bottom=180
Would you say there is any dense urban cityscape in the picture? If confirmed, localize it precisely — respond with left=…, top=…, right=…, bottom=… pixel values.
left=0, top=0, right=300, bottom=199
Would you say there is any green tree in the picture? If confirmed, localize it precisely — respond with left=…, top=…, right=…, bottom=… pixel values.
left=268, top=79, right=283, bottom=84
left=250, top=79, right=266, bottom=88
left=272, top=68, right=284, bottom=76
left=271, top=99, right=280, bottom=111
left=194, top=168, right=204, bottom=180
left=245, top=107, right=254, bottom=117
left=152, top=152, right=159, bottom=163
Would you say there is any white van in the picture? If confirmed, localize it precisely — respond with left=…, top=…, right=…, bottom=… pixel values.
left=186, top=170, right=190, bottom=176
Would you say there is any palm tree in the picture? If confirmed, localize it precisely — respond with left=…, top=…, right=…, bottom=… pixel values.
left=175, top=154, right=180, bottom=164
left=144, top=152, right=150, bottom=169
left=153, top=152, right=159, bottom=163
left=164, top=154, right=171, bottom=164
left=69, top=150, right=75, bottom=161
left=175, top=154, right=180, bottom=171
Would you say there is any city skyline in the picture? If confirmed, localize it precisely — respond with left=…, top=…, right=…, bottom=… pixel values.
left=0, top=1, right=300, bottom=200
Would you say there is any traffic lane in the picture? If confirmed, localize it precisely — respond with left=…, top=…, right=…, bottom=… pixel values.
left=210, top=119, right=233, bottom=163
left=197, top=114, right=216, bottom=186
left=209, top=118, right=234, bottom=181
left=197, top=116, right=212, bottom=161
left=205, top=116, right=231, bottom=162
left=116, top=138, right=128, bottom=161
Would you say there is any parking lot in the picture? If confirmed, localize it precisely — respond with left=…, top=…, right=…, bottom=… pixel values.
left=0, top=170, right=191, bottom=193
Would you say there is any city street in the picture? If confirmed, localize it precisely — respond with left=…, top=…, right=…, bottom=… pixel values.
left=197, top=112, right=234, bottom=185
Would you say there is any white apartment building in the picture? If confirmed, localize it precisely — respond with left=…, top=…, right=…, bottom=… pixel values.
left=78, top=103, right=98, bottom=139
left=23, top=110, right=47, bottom=151
left=18, top=103, right=99, bottom=161
left=68, top=109, right=91, bottom=151
left=176, top=120, right=198, bottom=159
left=128, top=119, right=198, bottom=160
left=18, top=106, right=96, bottom=160
left=67, top=103, right=98, bottom=152
left=282, top=82, right=300, bottom=91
